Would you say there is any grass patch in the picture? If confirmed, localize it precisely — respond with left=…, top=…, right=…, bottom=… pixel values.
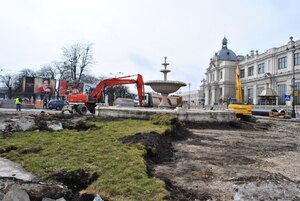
left=0, top=119, right=170, bottom=201
left=150, top=114, right=177, bottom=126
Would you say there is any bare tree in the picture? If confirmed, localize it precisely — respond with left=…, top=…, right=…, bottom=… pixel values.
left=13, top=68, right=37, bottom=93
left=0, top=74, right=18, bottom=99
left=80, top=74, right=101, bottom=84
left=36, top=65, right=57, bottom=79
left=105, top=85, right=129, bottom=104
left=62, top=43, right=94, bottom=81
left=52, top=61, right=68, bottom=80
left=19, top=68, right=36, bottom=77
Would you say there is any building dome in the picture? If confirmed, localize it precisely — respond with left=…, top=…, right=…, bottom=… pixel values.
left=215, top=37, right=237, bottom=61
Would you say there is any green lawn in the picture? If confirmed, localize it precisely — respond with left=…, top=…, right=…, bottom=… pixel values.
left=0, top=119, right=171, bottom=201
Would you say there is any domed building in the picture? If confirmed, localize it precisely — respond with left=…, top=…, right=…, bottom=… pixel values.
left=204, top=36, right=300, bottom=108
left=215, top=37, right=237, bottom=61
left=204, top=37, right=240, bottom=105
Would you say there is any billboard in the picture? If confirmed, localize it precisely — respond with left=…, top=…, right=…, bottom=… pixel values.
left=23, top=77, right=56, bottom=95
left=59, top=80, right=67, bottom=95
left=34, top=78, right=56, bottom=94
left=23, top=77, right=35, bottom=93
left=59, top=80, right=84, bottom=95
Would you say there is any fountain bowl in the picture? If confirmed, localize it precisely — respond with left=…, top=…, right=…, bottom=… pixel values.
left=145, top=80, right=187, bottom=94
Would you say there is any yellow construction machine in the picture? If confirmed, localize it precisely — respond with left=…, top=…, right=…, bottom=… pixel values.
left=228, top=66, right=253, bottom=120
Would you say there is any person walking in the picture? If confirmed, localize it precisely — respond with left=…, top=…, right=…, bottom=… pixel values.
left=43, top=98, right=48, bottom=109
left=15, top=97, right=21, bottom=111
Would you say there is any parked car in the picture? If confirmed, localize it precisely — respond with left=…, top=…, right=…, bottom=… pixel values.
left=47, top=100, right=69, bottom=110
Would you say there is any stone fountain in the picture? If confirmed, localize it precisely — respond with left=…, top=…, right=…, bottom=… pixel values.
left=145, top=57, right=186, bottom=108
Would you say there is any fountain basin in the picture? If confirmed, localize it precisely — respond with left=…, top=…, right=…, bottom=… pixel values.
left=145, top=80, right=186, bottom=94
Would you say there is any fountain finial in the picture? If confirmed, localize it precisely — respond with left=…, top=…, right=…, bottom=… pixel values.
left=161, top=57, right=171, bottom=81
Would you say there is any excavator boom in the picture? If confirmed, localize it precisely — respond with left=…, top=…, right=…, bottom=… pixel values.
left=90, top=74, right=145, bottom=106
left=228, top=65, right=252, bottom=119
left=66, top=74, right=145, bottom=115
left=235, top=66, right=242, bottom=103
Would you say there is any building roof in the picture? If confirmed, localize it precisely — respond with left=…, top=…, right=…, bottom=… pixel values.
left=259, top=88, right=278, bottom=97
left=215, top=37, right=237, bottom=61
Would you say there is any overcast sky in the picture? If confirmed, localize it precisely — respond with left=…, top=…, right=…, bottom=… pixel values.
left=1, top=0, right=300, bottom=93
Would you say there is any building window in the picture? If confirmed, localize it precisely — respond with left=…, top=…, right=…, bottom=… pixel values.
left=247, top=88, right=253, bottom=104
left=248, top=66, right=254, bottom=76
left=277, top=84, right=286, bottom=105
left=295, top=82, right=300, bottom=105
left=257, top=87, right=264, bottom=104
left=240, top=69, right=245, bottom=78
left=211, top=73, right=214, bottom=81
left=295, top=52, right=300, bottom=66
left=258, top=63, right=265, bottom=74
left=278, top=56, right=287, bottom=69
left=220, top=71, right=223, bottom=80
left=242, top=89, right=245, bottom=102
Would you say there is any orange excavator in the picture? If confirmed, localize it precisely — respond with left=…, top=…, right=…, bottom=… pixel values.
left=64, top=74, right=144, bottom=115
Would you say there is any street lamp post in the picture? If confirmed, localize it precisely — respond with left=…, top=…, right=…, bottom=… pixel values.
left=292, top=57, right=296, bottom=118
left=188, top=83, right=191, bottom=109
left=201, top=79, right=206, bottom=108
left=287, top=37, right=296, bottom=118
left=110, top=72, right=123, bottom=78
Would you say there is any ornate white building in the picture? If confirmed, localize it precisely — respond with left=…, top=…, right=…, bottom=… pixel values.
left=204, top=36, right=300, bottom=106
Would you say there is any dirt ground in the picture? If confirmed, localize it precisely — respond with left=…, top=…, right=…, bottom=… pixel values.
left=1, top=110, right=300, bottom=201
left=151, top=119, right=300, bottom=201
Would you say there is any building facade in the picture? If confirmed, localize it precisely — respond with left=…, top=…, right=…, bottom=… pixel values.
left=179, top=89, right=203, bottom=108
left=204, top=36, right=300, bottom=106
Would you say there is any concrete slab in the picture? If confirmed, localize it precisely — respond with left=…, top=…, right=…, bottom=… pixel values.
left=95, top=106, right=236, bottom=122
left=0, top=158, right=35, bottom=181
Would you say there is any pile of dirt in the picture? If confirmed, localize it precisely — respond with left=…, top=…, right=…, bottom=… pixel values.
left=184, top=120, right=272, bottom=130
left=50, top=169, right=99, bottom=192
left=122, top=122, right=190, bottom=163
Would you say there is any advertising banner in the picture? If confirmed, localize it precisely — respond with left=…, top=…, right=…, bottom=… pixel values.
left=59, top=80, right=96, bottom=96
left=67, top=80, right=84, bottom=94
left=34, top=78, right=56, bottom=95
left=59, top=80, right=84, bottom=95
left=59, top=80, right=67, bottom=95
left=23, top=77, right=56, bottom=95
left=23, top=77, right=35, bottom=93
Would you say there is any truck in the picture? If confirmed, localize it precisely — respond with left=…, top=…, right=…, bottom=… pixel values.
left=228, top=66, right=253, bottom=120
left=63, top=74, right=145, bottom=115
left=134, top=92, right=183, bottom=107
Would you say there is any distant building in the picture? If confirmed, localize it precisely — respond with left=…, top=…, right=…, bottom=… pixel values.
left=179, top=89, right=203, bottom=108
left=204, top=36, right=300, bottom=106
